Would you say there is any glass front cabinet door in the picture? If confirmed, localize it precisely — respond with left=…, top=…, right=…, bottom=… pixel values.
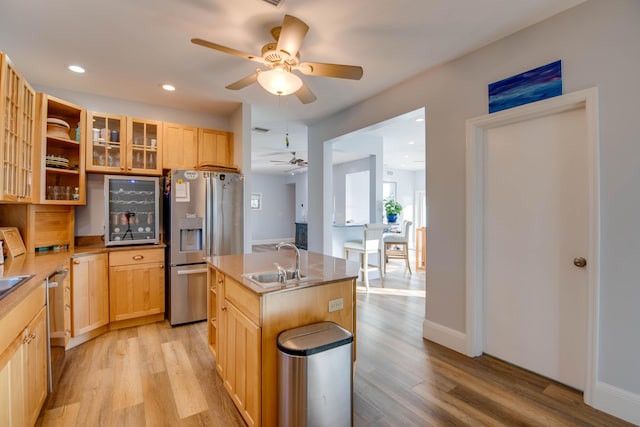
left=127, top=118, right=162, bottom=175
left=86, top=112, right=126, bottom=173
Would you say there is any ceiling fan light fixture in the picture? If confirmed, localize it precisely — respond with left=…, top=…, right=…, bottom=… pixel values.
left=257, top=68, right=302, bottom=96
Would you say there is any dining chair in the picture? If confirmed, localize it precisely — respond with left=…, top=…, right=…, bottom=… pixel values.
left=382, top=220, right=413, bottom=274
left=343, top=223, right=386, bottom=291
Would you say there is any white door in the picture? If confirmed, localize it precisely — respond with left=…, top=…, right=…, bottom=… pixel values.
left=483, top=107, right=588, bottom=391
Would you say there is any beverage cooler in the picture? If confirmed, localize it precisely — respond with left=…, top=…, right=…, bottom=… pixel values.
left=104, top=175, right=160, bottom=246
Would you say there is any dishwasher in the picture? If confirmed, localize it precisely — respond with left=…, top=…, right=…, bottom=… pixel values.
left=46, top=266, right=69, bottom=393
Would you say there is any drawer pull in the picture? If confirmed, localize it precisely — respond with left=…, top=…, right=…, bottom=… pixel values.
left=73, top=260, right=81, bottom=264
left=132, top=255, right=144, bottom=261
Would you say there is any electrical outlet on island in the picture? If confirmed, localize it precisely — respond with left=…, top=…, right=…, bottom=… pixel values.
left=328, top=298, right=344, bottom=312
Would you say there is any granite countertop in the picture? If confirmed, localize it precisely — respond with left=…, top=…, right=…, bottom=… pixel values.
left=0, top=242, right=166, bottom=321
left=206, top=250, right=359, bottom=295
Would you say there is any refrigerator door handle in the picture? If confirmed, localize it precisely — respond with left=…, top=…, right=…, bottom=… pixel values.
left=176, top=268, right=208, bottom=275
left=204, top=174, right=213, bottom=257
left=212, top=174, right=220, bottom=256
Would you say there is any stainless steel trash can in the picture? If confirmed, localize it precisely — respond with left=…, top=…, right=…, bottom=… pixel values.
left=277, top=321, right=354, bottom=427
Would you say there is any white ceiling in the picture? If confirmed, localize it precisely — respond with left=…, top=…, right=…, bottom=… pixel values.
left=0, top=0, right=584, bottom=174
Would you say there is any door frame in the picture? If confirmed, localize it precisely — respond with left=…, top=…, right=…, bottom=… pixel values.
left=465, top=87, right=600, bottom=404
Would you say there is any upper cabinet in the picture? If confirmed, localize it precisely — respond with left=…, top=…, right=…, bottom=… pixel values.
left=127, top=118, right=162, bottom=175
left=87, top=113, right=162, bottom=176
left=36, top=94, right=86, bottom=205
left=198, top=128, right=234, bottom=169
left=86, top=112, right=126, bottom=173
left=0, top=52, right=36, bottom=203
left=163, top=124, right=235, bottom=171
left=163, top=122, right=198, bottom=170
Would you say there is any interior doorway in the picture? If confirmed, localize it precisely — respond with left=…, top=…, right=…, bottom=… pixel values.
left=466, top=88, right=600, bottom=403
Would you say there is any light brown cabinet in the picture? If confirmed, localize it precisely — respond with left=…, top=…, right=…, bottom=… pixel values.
left=109, top=248, right=164, bottom=326
left=198, top=128, right=234, bottom=169
left=71, top=253, right=109, bottom=337
left=164, top=124, right=234, bottom=170
left=0, top=52, right=36, bottom=203
left=0, top=281, right=47, bottom=427
left=36, top=94, right=86, bottom=205
left=85, top=111, right=126, bottom=173
left=126, top=118, right=162, bottom=175
left=163, top=122, right=198, bottom=170
left=207, top=269, right=222, bottom=360
left=85, top=113, right=162, bottom=175
left=221, top=293, right=261, bottom=427
left=24, top=306, right=47, bottom=427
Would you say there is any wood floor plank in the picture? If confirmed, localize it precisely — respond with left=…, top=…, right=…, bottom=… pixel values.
left=74, top=368, right=115, bottom=426
left=141, top=372, right=181, bottom=427
left=37, top=402, right=80, bottom=427
left=112, top=337, right=144, bottom=411
left=161, top=340, right=209, bottom=419
left=137, top=322, right=166, bottom=376
left=37, top=248, right=633, bottom=427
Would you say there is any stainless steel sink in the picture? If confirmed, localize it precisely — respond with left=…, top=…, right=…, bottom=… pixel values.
left=243, top=271, right=317, bottom=289
left=0, top=274, right=36, bottom=300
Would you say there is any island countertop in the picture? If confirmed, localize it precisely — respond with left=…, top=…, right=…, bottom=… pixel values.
left=205, top=249, right=359, bottom=295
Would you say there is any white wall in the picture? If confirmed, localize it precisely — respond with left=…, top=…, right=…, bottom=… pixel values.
left=307, top=0, right=640, bottom=422
left=249, top=173, right=295, bottom=244
left=34, top=86, right=232, bottom=130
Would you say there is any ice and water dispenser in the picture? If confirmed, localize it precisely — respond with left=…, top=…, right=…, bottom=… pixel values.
left=178, top=215, right=203, bottom=252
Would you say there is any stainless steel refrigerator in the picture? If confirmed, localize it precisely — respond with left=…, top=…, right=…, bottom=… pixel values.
left=163, top=169, right=244, bottom=325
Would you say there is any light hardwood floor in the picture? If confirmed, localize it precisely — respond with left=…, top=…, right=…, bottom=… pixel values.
left=37, top=247, right=633, bottom=426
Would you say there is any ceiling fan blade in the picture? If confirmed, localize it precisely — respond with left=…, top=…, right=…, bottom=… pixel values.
left=225, top=72, right=259, bottom=90
left=295, top=81, right=317, bottom=104
left=276, top=15, right=309, bottom=58
left=297, top=62, right=363, bottom=80
left=191, top=38, right=265, bottom=64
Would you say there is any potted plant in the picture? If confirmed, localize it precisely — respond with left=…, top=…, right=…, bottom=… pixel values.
left=384, top=199, right=402, bottom=223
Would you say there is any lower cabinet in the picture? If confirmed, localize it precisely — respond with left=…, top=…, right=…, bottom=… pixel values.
left=0, top=284, right=47, bottom=427
left=222, top=301, right=261, bottom=427
left=109, top=248, right=165, bottom=324
left=71, top=253, right=109, bottom=337
left=24, top=306, right=47, bottom=427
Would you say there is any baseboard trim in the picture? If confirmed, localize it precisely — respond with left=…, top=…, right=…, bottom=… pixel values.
left=592, top=381, right=640, bottom=425
left=422, top=319, right=467, bottom=355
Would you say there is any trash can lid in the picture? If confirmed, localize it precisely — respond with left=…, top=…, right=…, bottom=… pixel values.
left=277, top=321, right=353, bottom=356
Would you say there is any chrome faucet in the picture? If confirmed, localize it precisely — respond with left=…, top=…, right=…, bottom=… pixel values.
left=274, top=262, right=287, bottom=284
left=276, top=242, right=301, bottom=280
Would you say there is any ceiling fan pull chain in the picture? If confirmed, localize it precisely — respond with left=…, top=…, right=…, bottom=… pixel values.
left=285, top=95, right=290, bottom=147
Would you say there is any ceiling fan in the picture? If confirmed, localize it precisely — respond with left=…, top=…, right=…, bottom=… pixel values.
left=191, top=14, right=363, bottom=104
left=270, top=152, right=308, bottom=168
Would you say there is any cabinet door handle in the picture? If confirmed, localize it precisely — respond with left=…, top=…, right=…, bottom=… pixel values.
left=132, top=255, right=144, bottom=261
left=221, top=306, right=227, bottom=311
left=73, top=260, right=81, bottom=264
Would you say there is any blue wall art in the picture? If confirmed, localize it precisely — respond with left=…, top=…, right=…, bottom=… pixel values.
left=488, top=60, right=562, bottom=113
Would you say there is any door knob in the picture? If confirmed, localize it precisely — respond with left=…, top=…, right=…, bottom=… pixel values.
left=573, top=257, right=587, bottom=268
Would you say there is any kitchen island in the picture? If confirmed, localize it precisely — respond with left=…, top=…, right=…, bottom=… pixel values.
left=206, top=250, right=359, bottom=427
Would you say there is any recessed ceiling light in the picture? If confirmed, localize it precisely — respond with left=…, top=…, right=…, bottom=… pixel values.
left=161, top=84, right=176, bottom=91
left=416, top=117, right=424, bottom=122
left=68, top=65, right=85, bottom=73
left=408, top=141, right=415, bottom=145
